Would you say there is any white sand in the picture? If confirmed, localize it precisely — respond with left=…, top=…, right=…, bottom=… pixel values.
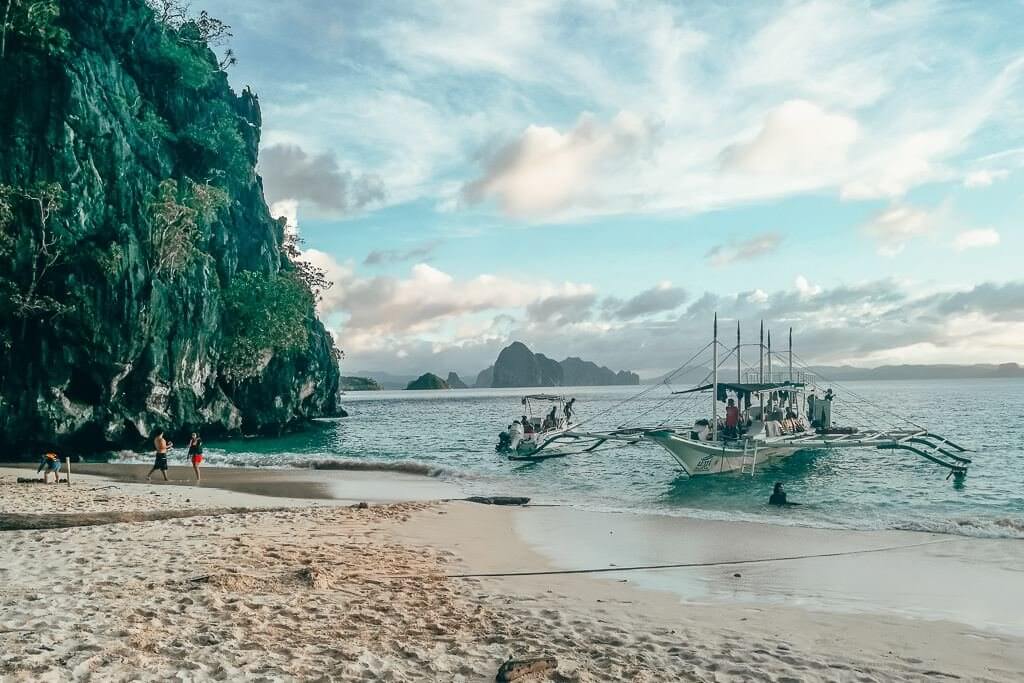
left=1, top=466, right=1021, bottom=681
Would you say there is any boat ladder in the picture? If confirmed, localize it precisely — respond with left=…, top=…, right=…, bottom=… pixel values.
left=740, top=440, right=759, bottom=475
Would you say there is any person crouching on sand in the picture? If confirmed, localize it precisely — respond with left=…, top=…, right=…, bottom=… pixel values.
left=37, top=452, right=61, bottom=484
left=147, top=430, right=171, bottom=482
left=187, top=432, right=203, bottom=481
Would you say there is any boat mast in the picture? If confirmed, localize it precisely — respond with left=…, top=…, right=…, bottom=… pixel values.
left=788, top=327, right=793, bottom=382
left=767, top=329, right=772, bottom=379
left=712, top=313, right=719, bottom=441
left=759, top=320, right=764, bottom=383
left=736, top=321, right=741, bottom=383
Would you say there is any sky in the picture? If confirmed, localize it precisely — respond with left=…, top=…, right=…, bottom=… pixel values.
left=203, top=0, right=1024, bottom=379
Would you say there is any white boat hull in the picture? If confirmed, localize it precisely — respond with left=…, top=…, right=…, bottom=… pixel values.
left=643, top=430, right=802, bottom=476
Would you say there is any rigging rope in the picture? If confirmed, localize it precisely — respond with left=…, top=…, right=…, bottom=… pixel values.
left=572, top=341, right=714, bottom=432
left=391, top=537, right=956, bottom=580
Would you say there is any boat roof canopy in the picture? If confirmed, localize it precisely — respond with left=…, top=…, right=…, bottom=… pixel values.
left=672, top=381, right=805, bottom=395
left=522, top=394, right=566, bottom=402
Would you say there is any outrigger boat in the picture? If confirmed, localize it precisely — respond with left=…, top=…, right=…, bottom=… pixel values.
left=509, top=316, right=972, bottom=480
left=496, top=394, right=577, bottom=459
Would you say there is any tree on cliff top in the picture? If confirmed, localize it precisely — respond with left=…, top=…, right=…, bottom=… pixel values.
left=0, top=0, right=69, bottom=59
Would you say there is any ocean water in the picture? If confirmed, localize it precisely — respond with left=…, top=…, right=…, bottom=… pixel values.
left=117, top=379, right=1024, bottom=539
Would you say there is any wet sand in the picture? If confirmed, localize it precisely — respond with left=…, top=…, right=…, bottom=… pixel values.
left=2, top=464, right=1022, bottom=681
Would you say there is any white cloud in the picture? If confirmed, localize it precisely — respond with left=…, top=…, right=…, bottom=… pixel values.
left=953, top=228, right=1000, bottom=251
left=706, top=232, right=784, bottom=267
left=794, top=275, right=822, bottom=298
left=861, top=204, right=934, bottom=256
left=232, top=1, right=1024, bottom=221
left=963, top=169, right=1009, bottom=188
left=462, top=111, right=652, bottom=218
left=269, top=199, right=299, bottom=233
left=720, top=100, right=859, bottom=175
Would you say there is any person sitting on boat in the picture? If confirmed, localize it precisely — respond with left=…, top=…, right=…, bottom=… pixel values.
left=544, top=406, right=558, bottom=431
left=522, top=415, right=535, bottom=435
left=723, top=398, right=740, bottom=438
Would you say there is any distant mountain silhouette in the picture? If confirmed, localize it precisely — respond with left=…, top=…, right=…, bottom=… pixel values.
left=446, top=372, right=469, bottom=389
left=405, top=373, right=450, bottom=390
left=641, top=363, right=1024, bottom=384
left=808, top=363, right=1024, bottom=380
left=477, top=342, right=639, bottom=388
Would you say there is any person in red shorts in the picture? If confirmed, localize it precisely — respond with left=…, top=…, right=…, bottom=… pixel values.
left=187, top=432, right=204, bottom=481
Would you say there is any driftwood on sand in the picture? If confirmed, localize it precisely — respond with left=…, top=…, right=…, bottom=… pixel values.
left=16, top=477, right=67, bottom=484
left=465, top=496, right=531, bottom=506
left=496, top=656, right=558, bottom=682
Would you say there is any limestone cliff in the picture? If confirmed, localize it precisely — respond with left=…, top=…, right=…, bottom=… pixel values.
left=0, top=0, right=341, bottom=454
left=491, top=342, right=564, bottom=388
left=485, top=342, right=638, bottom=388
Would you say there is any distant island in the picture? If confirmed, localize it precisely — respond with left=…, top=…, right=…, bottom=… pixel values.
left=341, top=376, right=382, bottom=391
left=808, top=363, right=1024, bottom=381
left=406, top=373, right=450, bottom=390
left=474, top=341, right=640, bottom=388
left=642, top=362, right=1024, bottom=384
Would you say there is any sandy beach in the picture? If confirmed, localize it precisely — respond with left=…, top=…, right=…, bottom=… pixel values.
left=1, top=464, right=1022, bottom=682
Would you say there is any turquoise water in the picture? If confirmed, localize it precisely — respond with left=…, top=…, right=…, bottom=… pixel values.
left=122, top=379, right=1024, bottom=539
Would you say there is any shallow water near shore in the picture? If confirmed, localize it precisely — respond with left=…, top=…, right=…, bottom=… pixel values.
left=111, top=378, right=1024, bottom=539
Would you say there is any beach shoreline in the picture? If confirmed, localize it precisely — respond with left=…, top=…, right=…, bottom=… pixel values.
left=2, top=463, right=1022, bottom=681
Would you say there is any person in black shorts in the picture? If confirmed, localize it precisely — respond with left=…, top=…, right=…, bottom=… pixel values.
left=147, top=430, right=172, bottom=482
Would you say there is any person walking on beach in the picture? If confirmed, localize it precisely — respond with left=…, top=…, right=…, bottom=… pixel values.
left=187, top=432, right=203, bottom=481
left=147, top=430, right=172, bottom=482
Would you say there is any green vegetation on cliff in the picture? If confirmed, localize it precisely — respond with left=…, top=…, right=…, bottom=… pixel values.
left=0, top=0, right=341, bottom=453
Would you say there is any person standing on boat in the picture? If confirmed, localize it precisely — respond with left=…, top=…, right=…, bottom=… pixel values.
left=724, top=398, right=740, bottom=438
left=564, top=398, right=576, bottom=424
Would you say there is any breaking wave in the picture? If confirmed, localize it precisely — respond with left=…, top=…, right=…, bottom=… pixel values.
left=893, top=516, right=1024, bottom=540
left=106, top=450, right=460, bottom=479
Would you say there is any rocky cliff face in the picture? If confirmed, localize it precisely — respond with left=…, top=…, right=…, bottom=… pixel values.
left=485, top=343, right=638, bottom=388
left=0, top=0, right=340, bottom=454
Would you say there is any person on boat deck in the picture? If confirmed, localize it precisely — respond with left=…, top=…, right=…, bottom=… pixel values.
left=724, top=398, right=740, bottom=437
left=543, top=406, right=558, bottom=430
left=564, top=398, right=576, bottom=424
left=521, top=415, right=535, bottom=434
